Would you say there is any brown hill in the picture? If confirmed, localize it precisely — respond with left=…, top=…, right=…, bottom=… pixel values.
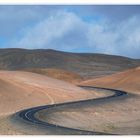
left=23, top=68, right=83, bottom=83
left=0, top=48, right=140, bottom=78
left=44, top=67, right=140, bottom=135
left=81, top=67, right=140, bottom=93
left=0, top=70, right=101, bottom=116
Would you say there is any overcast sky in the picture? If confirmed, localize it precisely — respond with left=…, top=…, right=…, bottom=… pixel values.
left=0, top=5, right=140, bottom=58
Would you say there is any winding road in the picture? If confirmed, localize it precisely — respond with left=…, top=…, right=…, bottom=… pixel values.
left=15, top=86, right=128, bottom=135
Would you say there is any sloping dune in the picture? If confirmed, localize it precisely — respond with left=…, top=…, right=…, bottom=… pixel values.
left=0, top=70, right=99, bottom=116
left=81, top=66, right=140, bottom=94
left=22, top=68, right=83, bottom=84
left=42, top=67, right=140, bottom=134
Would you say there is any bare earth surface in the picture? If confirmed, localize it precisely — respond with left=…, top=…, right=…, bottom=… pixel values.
left=36, top=67, right=140, bottom=134
left=0, top=70, right=107, bottom=135
left=82, top=66, right=140, bottom=94
left=23, top=68, right=84, bottom=84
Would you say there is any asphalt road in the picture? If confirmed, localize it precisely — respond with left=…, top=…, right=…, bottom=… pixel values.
left=16, top=86, right=128, bottom=135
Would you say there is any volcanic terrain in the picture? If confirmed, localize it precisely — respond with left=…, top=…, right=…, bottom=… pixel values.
left=40, top=67, right=140, bottom=134
left=0, top=49, right=140, bottom=135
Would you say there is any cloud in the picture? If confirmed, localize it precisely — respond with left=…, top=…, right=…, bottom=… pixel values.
left=84, top=5, right=140, bottom=21
left=87, top=16, right=140, bottom=58
left=0, top=6, right=140, bottom=58
left=0, top=5, right=60, bottom=37
left=11, top=11, right=89, bottom=51
left=1, top=5, right=140, bottom=37
left=8, top=10, right=140, bottom=58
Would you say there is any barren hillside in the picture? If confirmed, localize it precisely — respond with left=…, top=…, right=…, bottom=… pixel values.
left=0, top=48, right=140, bottom=78
left=81, top=66, right=140, bottom=93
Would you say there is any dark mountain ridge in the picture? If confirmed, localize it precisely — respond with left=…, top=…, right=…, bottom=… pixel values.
left=0, top=48, right=140, bottom=78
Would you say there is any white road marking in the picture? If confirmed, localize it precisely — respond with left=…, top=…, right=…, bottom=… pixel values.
left=24, top=108, right=38, bottom=122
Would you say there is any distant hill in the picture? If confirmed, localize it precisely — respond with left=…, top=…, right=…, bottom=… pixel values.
left=0, top=48, right=140, bottom=78
left=81, top=66, right=140, bottom=93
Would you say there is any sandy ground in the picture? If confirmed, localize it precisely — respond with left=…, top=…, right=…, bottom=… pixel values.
left=0, top=70, right=98, bottom=116
left=81, top=66, right=140, bottom=94
left=1, top=67, right=140, bottom=134
left=37, top=67, right=140, bottom=134
left=23, top=68, right=84, bottom=84
left=0, top=70, right=107, bottom=135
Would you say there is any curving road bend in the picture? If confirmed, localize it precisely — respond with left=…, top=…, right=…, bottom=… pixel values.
left=15, top=86, right=128, bottom=135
